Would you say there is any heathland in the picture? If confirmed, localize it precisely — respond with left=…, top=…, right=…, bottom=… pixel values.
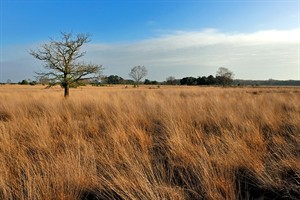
left=0, top=85, right=299, bottom=199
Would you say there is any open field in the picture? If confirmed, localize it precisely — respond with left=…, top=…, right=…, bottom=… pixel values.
left=0, top=85, right=299, bottom=199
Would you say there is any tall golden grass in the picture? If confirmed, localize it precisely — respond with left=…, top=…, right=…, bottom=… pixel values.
left=0, top=85, right=299, bottom=199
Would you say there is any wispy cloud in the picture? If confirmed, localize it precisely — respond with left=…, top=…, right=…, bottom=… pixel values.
left=1, top=28, right=299, bottom=82
left=83, top=28, right=299, bottom=80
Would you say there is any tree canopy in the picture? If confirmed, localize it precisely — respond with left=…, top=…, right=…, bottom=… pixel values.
left=129, top=65, right=148, bottom=87
left=30, top=32, right=103, bottom=97
left=216, top=67, right=234, bottom=86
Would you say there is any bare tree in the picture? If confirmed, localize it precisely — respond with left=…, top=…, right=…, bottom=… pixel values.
left=30, top=32, right=103, bottom=97
left=6, top=79, right=12, bottom=84
left=166, top=76, right=176, bottom=85
left=216, top=67, right=234, bottom=86
left=129, top=65, right=147, bottom=87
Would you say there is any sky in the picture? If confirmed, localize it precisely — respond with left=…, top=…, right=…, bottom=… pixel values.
left=0, top=0, right=299, bottom=82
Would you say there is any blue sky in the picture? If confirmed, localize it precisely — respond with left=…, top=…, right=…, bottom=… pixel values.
left=1, top=0, right=299, bottom=82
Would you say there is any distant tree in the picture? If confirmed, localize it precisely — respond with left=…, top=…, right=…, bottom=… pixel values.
left=207, top=75, right=216, bottom=85
left=38, top=76, right=50, bottom=85
left=29, top=81, right=37, bottom=85
left=6, top=79, right=12, bottom=84
left=107, top=75, right=124, bottom=84
left=144, top=79, right=158, bottom=85
left=19, top=79, right=29, bottom=85
left=197, top=76, right=208, bottom=85
left=150, top=80, right=158, bottom=85
left=180, top=77, right=197, bottom=85
left=129, top=65, right=147, bottom=87
left=144, top=79, right=151, bottom=85
left=30, top=32, right=103, bottom=97
left=196, top=75, right=216, bottom=85
left=166, top=76, right=177, bottom=85
left=216, top=67, right=234, bottom=86
left=124, top=79, right=135, bottom=85
left=99, top=76, right=108, bottom=84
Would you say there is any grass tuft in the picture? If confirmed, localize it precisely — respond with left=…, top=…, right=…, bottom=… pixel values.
left=0, top=85, right=299, bottom=199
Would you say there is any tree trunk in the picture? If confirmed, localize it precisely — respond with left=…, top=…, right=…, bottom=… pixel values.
left=64, top=84, right=69, bottom=97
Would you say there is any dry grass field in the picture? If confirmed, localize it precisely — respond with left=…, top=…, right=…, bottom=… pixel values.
left=0, top=84, right=299, bottom=200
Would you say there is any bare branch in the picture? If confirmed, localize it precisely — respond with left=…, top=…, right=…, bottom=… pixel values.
left=30, top=32, right=103, bottom=96
left=129, top=65, right=148, bottom=86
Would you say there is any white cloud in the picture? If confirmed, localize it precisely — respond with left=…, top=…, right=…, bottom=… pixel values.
left=83, top=28, right=300, bottom=80
left=1, top=28, right=299, bottom=82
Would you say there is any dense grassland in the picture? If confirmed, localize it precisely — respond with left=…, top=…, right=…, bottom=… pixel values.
left=0, top=85, right=299, bottom=199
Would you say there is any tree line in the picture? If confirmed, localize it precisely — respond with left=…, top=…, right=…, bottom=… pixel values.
left=7, top=31, right=298, bottom=97
left=26, top=32, right=237, bottom=97
left=92, top=69, right=234, bottom=87
left=13, top=75, right=300, bottom=88
left=177, top=67, right=234, bottom=86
